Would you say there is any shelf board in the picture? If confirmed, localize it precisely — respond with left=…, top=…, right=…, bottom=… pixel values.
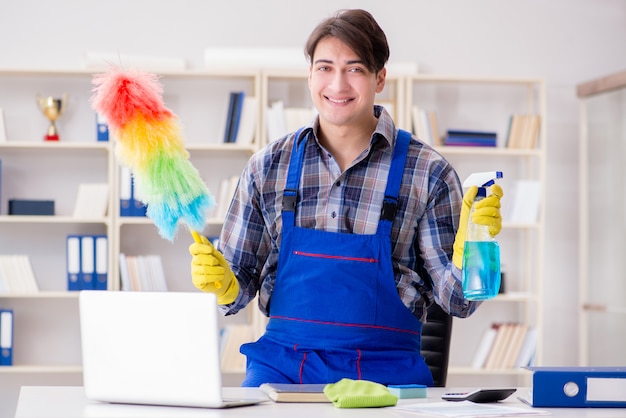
left=118, top=217, right=224, bottom=226
left=0, top=365, right=82, bottom=374
left=0, top=291, right=79, bottom=299
left=448, top=366, right=530, bottom=375
left=186, top=143, right=257, bottom=153
left=0, top=142, right=110, bottom=151
left=435, top=146, right=541, bottom=157
left=492, top=293, right=538, bottom=303
left=0, top=215, right=110, bottom=225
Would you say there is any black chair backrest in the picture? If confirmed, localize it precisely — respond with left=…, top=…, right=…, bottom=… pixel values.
left=421, top=302, right=453, bottom=387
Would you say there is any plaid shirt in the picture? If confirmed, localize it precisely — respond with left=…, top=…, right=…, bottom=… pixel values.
left=219, top=106, right=479, bottom=321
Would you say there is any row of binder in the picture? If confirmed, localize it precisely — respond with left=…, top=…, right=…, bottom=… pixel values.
left=120, top=166, right=147, bottom=217
left=0, top=309, right=13, bottom=366
left=66, top=235, right=108, bottom=291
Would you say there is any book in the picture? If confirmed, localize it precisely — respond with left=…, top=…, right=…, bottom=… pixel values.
left=514, top=326, right=538, bottom=368
left=223, top=91, right=243, bottom=143
left=506, top=114, right=541, bottom=149
left=445, top=130, right=497, bottom=147
left=471, top=326, right=498, bottom=369
left=259, top=383, right=329, bottom=403
left=284, top=106, right=315, bottom=134
left=0, top=309, right=13, bottom=366
left=72, top=183, right=109, bottom=219
left=117, top=254, right=168, bottom=291
left=215, top=175, right=239, bottom=221
left=220, top=323, right=252, bottom=372
left=428, top=110, right=441, bottom=146
left=508, top=180, right=541, bottom=223
left=0, top=255, right=39, bottom=294
left=266, top=100, right=287, bottom=142
left=502, top=324, right=528, bottom=369
left=0, top=108, right=6, bottom=142
left=233, top=96, right=258, bottom=145
left=411, top=105, right=432, bottom=145
left=482, top=323, right=506, bottom=369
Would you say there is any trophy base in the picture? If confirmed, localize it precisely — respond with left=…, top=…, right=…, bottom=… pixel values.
left=44, top=134, right=59, bottom=141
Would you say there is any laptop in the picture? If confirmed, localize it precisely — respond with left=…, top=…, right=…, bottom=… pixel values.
left=79, top=290, right=265, bottom=409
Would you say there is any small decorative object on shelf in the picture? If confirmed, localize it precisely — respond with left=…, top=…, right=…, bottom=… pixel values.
left=36, top=94, right=68, bottom=141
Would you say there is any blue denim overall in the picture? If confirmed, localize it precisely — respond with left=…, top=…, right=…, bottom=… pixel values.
left=240, top=129, right=433, bottom=387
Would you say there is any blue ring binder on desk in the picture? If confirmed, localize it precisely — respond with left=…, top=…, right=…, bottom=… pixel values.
left=523, top=366, right=626, bottom=407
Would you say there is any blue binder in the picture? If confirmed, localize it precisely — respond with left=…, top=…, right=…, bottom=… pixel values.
left=119, top=166, right=133, bottom=217
left=80, top=235, right=96, bottom=290
left=94, top=235, right=108, bottom=290
left=96, top=112, right=109, bottom=142
left=0, top=309, right=13, bottom=366
left=525, top=366, right=626, bottom=407
left=66, top=235, right=81, bottom=291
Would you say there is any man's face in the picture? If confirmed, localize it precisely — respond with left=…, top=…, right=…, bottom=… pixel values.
left=308, top=36, right=385, bottom=131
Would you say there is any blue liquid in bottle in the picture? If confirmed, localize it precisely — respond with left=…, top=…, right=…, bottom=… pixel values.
left=462, top=241, right=501, bottom=300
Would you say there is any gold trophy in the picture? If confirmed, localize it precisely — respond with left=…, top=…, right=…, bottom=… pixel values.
left=37, top=94, right=67, bottom=141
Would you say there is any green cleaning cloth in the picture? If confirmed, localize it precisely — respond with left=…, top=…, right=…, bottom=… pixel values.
left=323, top=378, right=398, bottom=408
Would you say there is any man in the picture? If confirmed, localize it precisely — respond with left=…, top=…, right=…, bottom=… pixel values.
left=190, top=9, right=503, bottom=387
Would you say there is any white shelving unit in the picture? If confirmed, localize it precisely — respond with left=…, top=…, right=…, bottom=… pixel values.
left=577, top=69, right=626, bottom=367
left=0, top=68, right=264, bottom=415
left=404, top=75, right=547, bottom=386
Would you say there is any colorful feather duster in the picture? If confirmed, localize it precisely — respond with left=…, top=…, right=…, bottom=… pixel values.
left=90, top=68, right=215, bottom=241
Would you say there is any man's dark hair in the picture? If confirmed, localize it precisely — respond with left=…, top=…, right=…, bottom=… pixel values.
left=304, top=9, right=390, bottom=73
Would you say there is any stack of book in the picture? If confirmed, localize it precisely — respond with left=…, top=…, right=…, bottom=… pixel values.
left=213, top=175, right=240, bottom=221
left=0, top=255, right=39, bottom=294
left=219, top=323, right=253, bottom=372
left=411, top=105, right=441, bottom=146
left=472, top=322, right=538, bottom=370
left=506, top=114, right=541, bottom=149
left=119, top=166, right=147, bottom=217
left=223, top=91, right=258, bottom=145
left=265, top=100, right=316, bottom=142
left=118, top=254, right=168, bottom=292
left=444, top=130, right=497, bottom=147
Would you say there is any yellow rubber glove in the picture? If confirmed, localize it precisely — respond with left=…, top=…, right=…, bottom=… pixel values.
left=452, top=184, right=503, bottom=269
left=189, top=235, right=240, bottom=305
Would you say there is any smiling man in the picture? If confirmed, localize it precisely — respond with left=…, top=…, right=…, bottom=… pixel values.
left=190, top=9, right=503, bottom=387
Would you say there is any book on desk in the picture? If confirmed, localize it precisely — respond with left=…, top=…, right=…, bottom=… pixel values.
left=259, top=383, right=329, bottom=403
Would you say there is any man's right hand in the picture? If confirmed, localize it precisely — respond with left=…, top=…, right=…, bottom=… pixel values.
left=189, top=236, right=239, bottom=305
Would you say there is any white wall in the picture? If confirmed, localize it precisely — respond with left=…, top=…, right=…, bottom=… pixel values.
left=2, top=0, right=626, bottom=367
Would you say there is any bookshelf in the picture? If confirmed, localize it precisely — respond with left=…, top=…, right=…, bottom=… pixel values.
left=577, top=69, right=626, bottom=367
left=405, top=75, right=547, bottom=386
left=0, top=68, right=263, bottom=414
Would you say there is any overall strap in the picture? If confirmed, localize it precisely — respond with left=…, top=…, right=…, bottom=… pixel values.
left=281, top=128, right=412, bottom=230
left=377, top=129, right=411, bottom=235
left=282, top=128, right=308, bottom=227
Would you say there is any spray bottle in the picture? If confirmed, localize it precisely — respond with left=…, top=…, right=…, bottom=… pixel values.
left=461, top=171, right=503, bottom=300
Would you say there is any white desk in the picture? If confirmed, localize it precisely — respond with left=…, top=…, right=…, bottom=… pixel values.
left=14, top=386, right=626, bottom=418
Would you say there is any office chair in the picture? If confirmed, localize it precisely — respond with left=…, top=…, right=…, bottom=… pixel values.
left=421, top=302, right=453, bottom=387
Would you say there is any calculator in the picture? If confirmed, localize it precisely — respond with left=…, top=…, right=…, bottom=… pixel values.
left=442, top=388, right=517, bottom=403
